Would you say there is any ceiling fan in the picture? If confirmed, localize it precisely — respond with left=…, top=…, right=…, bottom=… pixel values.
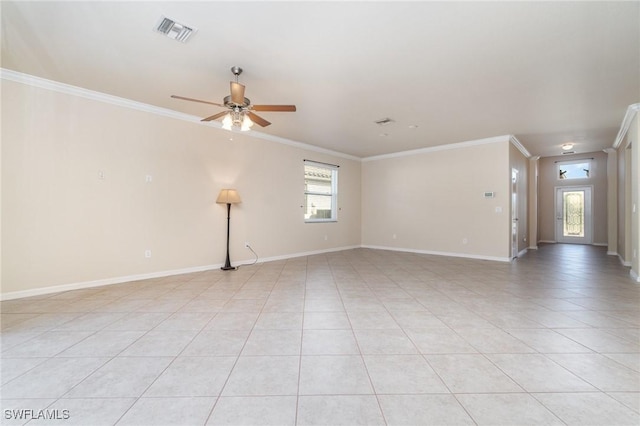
left=171, top=66, right=296, bottom=131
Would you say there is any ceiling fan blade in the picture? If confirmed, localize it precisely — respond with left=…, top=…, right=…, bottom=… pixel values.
left=247, top=112, right=271, bottom=127
left=171, top=95, right=223, bottom=107
left=201, top=111, right=229, bottom=122
left=230, top=82, right=245, bottom=105
left=252, top=105, right=297, bottom=112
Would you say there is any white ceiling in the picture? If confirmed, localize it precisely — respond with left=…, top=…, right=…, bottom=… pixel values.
left=2, top=1, right=639, bottom=158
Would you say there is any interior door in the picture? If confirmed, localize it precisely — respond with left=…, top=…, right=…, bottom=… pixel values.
left=555, top=186, right=592, bottom=244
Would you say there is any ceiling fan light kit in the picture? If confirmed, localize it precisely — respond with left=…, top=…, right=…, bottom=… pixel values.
left=172, top=66, right=296, bottom=131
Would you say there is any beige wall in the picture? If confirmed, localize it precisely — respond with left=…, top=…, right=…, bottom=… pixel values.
left=628, top=114, right=639, bottom=278
left=605, top=148, right=617, bottom=255
left=1, top=79, right=361, bottom=297
left=528, top=157, right=540, bottom=249
left=615, top=109, right=640, bottom=279
left=361, top=139, right=513, bottom=260
left=617, top=144, right=629, bottom=262
left=538, top=151, right=608, bottom=245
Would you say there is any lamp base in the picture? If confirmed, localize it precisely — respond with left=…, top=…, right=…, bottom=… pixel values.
left=220, top=266, right=236, bottom=271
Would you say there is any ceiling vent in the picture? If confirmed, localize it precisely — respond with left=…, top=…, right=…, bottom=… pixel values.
left=562, top=151, right=575, bottom=155
left=155, top=17, right=195, bottom=43
left=374, top=117, right=395, bottom=126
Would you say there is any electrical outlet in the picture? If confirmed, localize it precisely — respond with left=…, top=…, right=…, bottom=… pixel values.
left=145, top=250, right=152, bottom=258
left=245, top=242, right=250, bottom=248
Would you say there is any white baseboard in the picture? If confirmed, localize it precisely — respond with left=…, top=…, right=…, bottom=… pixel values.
left=528, top=245, right=538, bottom=250
left=2, top=242, right=630, bottom=300
left=0, top=263, right=223, bottom=301
left=607, top=251, right=618, bottom=256
left=539, top=241, right=609, bottom=248
left=631, top=269, right=640, bottom=283
left=0, top=245, right=362, bottom=301
left=245, top=245, right=361, bottom=264
left=612, top=253, right=632, bottom=267
left=360, top=245, right=512, bottom=263
left=517, top=248, right=528, bottom=258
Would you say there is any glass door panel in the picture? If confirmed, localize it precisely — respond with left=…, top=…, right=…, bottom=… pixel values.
left=563, top=191, right=584, bottom=237
left=555, top=186, right=592, bottom=244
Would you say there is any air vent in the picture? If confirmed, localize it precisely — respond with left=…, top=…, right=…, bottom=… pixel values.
left=155, top=17, right=195, bottom=43
left=562, top=151, right=575, bottom=155
left=374, top=117, right=395, bottom=126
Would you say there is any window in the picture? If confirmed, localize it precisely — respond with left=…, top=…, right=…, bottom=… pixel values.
left=557, top=160, right=591, bottom=180
left=304, top=160, right=338, bottom=222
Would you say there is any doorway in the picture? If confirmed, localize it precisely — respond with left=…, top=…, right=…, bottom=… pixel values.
left=512, top=169, right=519, bottom=258
left=555, top=186, right=593, bottom=244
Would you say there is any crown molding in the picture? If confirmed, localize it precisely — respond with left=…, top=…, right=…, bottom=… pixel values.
left=613, top=103, right=640, bottom=149
left=509, top=135, right=531, bottom=158
left=362, top=135, right=512, bottom=162
left=0, top=68, right=360, bottom=162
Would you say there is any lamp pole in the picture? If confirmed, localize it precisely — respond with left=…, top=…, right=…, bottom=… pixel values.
left=216, top=188, right=241, bottom=271
left=221, top=202, right=235, bottom=270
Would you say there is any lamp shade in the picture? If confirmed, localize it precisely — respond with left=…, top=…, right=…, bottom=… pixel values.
left=216, top=189, right=241, bottom=204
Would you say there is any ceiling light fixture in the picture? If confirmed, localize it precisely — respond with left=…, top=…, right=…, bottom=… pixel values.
left=241, top=114, right=254, bottom=132
left=562, top=143, right=574, bottom=151
left=221, top=108, right=254, bottom=132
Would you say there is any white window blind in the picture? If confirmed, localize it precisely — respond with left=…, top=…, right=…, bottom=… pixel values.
left=304, top=160, right=338, bottom=222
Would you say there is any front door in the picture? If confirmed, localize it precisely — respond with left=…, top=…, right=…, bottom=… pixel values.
left=555, top=186, right=592, bottom=244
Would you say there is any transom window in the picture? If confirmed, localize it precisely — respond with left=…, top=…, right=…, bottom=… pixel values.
left=304, top=160, right=338, bottom=222
left=557, top=160, right=591, bottom=180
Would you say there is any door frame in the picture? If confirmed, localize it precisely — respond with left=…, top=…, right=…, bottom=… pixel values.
left=554, top=185, right=593, bottom=244
left=512, top=168, right=519, bottom=258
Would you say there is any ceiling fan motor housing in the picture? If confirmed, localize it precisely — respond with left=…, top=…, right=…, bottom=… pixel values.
left=224, top=95, right=251, bottom=109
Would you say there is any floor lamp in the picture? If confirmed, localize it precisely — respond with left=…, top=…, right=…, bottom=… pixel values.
left=216, top=189, right=241, bottom=271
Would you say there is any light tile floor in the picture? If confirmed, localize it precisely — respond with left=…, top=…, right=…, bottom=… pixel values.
left=1, top=244, right=639, bottom=425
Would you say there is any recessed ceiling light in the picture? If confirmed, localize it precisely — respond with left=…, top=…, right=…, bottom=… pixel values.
left=562, top=143, right=574, bottom=150
left=408, top=124, right=418, bottom=129
left=155, top=16, right=196, bottom=43
left=379, top=133, right=389, bottom=137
